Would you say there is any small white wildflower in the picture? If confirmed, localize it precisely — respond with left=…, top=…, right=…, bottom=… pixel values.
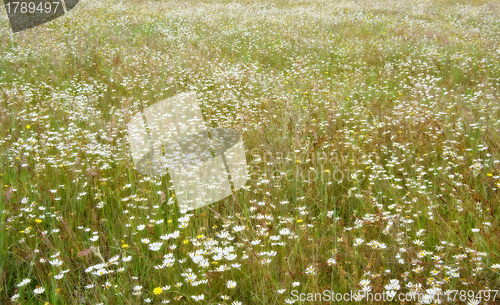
left=233, top=226, right=245, bottom=232
left=123, top=256, right=132, bottom=262
left=149, top=242, right=163, bottom=251
left=17, top=278, right=31, bottom=287
left=353, top=238, right=364, bottom=246
left=305, top=265, right=316, bottom=276
left=33, top=287, right=45, bottom=294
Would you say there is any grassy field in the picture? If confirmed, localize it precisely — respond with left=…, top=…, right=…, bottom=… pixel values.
left=1, top=0, right=500, bottom=304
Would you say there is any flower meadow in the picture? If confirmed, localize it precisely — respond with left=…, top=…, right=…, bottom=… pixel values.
left=1, top=0, right=500, bottom=304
